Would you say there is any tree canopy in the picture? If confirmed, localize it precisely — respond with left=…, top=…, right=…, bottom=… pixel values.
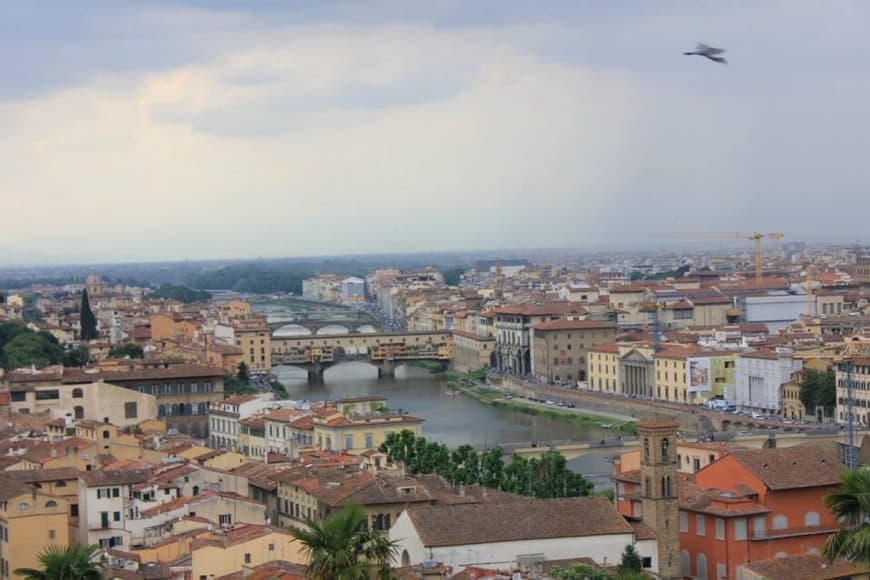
left=148, top=284, right=211, bottom=304
left=62, top=344, right=90, bottom=367
left=379, top=430, right=593, bottom=498
left=15, top=543, right=103, bottom=580
left=108, top=343, right=144, bottom=359
left=79, top=289, right=98, bottom=341
left=0, top=322, right=64, bottom=370
left=185, top=264, right=313, bottom=295
left=289, top=503, right=398, bottom=580
left=824, top=467, right=870, bottom=565
left=800, top=368, right=836, bottom=415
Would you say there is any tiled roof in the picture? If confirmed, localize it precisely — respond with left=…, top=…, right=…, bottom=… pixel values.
left=739, top=554, right=869, bottom=580
left=81, top=468, right=152, bottom=487
left=727, top=445, right=842, bottom=491
left=532, top=319, right=616, bottom=331
left=406, top=496, right=632, bottom=547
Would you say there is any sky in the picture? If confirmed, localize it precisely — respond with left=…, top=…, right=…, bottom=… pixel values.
left=1, top=1, right=868, bottom=264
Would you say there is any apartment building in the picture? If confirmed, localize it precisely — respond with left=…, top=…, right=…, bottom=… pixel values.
left=735, top=352, right=803, bottom=413
left=835, top=357, right=870, bottom=426
left=0, top=483, right=70, bottom=578
left=78, top=468, right=153, bottom=550
left=208, top=393, right=275, bottom=451
left=233, top=319, right=272, bottom=373
left=530, top=319, right=616, bottom=383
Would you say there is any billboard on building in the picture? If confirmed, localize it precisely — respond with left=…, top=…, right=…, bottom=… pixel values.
left=688, top=357, right=712, bottom=393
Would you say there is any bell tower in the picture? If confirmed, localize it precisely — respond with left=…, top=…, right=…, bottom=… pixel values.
left=638, top=416, right=680, bottom=579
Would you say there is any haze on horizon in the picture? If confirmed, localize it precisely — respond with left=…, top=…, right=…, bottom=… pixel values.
left=1, top=1, right=868, bottom=265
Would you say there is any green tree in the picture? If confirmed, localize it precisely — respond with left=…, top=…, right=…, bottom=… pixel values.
left=15, top=543, right=103, bottom=580
left=800, top=368, right=836, bottom=416
left=824, top=467, right=870, bottom=565
left=480, top=447, right=505, bottom=489
left=149, top=284, right=212, bottom=304
left=237, top=361, right=250, bottom=383
left=79, top=290, right=98, bottom=341
left=62, top=344, right=90, bottom=367
left=619, top=544, right=643, bottom=574
left=289, top=504, right=398, bottom=580
left=3, top=331, right=63, bottom=369
left=107, top=343, right=143, bottom=359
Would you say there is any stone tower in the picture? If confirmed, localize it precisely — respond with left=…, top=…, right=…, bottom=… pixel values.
left=638, top=416, right=680, bottom=579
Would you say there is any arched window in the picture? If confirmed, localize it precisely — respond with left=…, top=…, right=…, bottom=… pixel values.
left=402, top=550, right=411, bottom=567
left=773, top=515, right=788, bottom=530
left=643, top=438, right=650, bottom=460
left=661, top=437, right=670, bottom=460
left=102, top=430, right=110, bottom=440
left=72, top=388, right=83, bottom=399
left=17, top=502, right=30, bottom=512
left=680, top=551, right=690, bottom=577
left=804, top=511, right=820, bottom=527
left=45, top=500, right=58, bottom=509
left=696, top=553, right=708, bottom=580
left=74, top=406, right=84, bottom=420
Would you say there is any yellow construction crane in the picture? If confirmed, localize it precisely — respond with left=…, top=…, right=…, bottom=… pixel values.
left=653, top=232, right=784, bottom=282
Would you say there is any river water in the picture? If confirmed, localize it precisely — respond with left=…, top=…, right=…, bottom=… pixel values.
left=272, top=361, right=616, bottom=487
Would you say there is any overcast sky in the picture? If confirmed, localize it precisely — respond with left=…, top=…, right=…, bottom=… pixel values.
left=1, top=1, right=868, bottom=264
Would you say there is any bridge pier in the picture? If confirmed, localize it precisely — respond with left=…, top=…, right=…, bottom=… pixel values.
left=376, top=359, right=395, bottom=379
left=304, top=362, right=328, bottom=384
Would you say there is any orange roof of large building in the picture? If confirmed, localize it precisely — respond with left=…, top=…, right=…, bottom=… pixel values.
left=532, top=319, right=616, bottom=331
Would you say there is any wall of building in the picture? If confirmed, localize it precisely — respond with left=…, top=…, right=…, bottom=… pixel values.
left=0, top=494, right=70, bottom=577
left=191, top=531, right=304, bottom=578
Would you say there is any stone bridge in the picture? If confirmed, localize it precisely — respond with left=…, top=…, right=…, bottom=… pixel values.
left=476, top=437, right=640, bottom=461
left=271, top=330, right=453, bottom=383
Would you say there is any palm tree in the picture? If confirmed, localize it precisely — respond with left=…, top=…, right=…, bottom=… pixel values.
left=15, top=544, right=103, bottom=580
left=290, top=504, right=399, bottom=580
left=824, top=467, right=870, bottom=564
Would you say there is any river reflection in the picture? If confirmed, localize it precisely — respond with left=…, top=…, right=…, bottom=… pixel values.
left=273, top=361, right=616, bottom=487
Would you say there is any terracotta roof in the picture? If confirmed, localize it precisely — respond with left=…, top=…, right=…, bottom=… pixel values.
left=406, top=496, right=632, bottom=547
left=223, top=394, right=260, bottom=405
left=726, top=445, right=842, bottom=491
left=59, top=363, right=224, bottom=384
left=532, top=320, right=616, bottom=331
left=738, top=554, right=869, bottom=580
left=263, top=408, right=307, bottom=423
left=23, top=437, right=95, bottom=464
left=81, top=468, right=152, bottom=487
left=608, top=285, right=649, bottom=293
left=588, top=342, right=620, bottom=354
left=452, top=329, right=494, bottom=340
left=492, top=303, right=587, bottom=317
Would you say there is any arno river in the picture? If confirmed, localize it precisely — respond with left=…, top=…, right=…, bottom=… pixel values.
left=272, top=361, right=616, bottom=488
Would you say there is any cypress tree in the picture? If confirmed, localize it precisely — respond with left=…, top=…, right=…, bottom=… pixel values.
left=79, top=289, right=98, bottom=341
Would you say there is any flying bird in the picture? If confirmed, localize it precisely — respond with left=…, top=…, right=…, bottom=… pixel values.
left=684, top=42, right=727, bottom=64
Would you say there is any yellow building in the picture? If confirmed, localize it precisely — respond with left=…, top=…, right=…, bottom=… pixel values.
left=588, top=343, right=622, bottom=394
left=150, top=312, right=202, bottom=342
left=190, top=524, right=303, bottom=578
left=312, top=398, right=424, bottom=453
left=0, top=484, right=70, bottom=577
left=234, top=319, right=272, bottom=373
left=274, top=469, right=440, bottom=531
left=781, top=372, right=807, bottom=420
left=218, top=300, right=253, bottom=320
left=452, top=330, right=496, bottom=372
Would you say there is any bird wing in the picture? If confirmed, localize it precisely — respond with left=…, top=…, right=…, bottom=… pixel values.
left=705, top=55, right=728, bottom=64
left=696, top=42, right=725, bottom=55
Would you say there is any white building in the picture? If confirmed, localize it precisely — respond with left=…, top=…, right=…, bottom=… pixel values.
left=340, top=277, right=366, bottom=304
left=835, top=358, right=870, bottom=426
left=208, top=393, right=274, bottom=451
left=389, top=497, right=657, bottom=574
left=78, top=469, right=153, bottom=550
left=739, top=293, right=806, bottom=333
left=735, top=351, right=803, bottom=413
